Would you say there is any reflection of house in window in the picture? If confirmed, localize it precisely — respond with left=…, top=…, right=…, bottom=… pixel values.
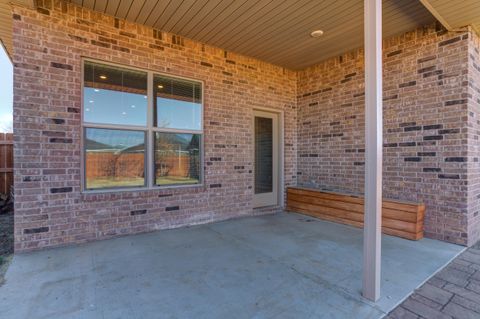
left=85, top=135, right=145, bottom=189
left=154, top=133, right=200, bottom=185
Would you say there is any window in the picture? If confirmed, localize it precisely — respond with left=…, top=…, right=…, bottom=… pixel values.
left=85, top=128, right=146, bottom=189
left=83, top=60, right=203, bottom=191
left=153, top=75, right=202, bottom=130
left=83, top=61, right=148, bottom=126
left=154, top=133, right=200, bottom=186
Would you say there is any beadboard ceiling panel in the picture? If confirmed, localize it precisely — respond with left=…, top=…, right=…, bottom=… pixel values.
left=0, top=0, right=35, bottom=58
left=2, top=1, right=479, bottom=68
left=0, top=1, right=13, bottom=57
left=420, top=0, right=480, bottom=32
left=70, top=0, right=436, bottom=69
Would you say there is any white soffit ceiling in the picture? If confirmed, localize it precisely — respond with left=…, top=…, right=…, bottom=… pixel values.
left=420, top=0, right=480, bottom=32
left=0, top=0, right=13, bottom=57
left=72, top=0, right=436, bottom=70
left=0, top=0, right=34, bottom=58
left=3, top=1, right=478, bottom=69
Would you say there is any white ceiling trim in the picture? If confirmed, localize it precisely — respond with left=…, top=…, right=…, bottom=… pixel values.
left=419, top=0, right=452, bottom=31
left=419, top=0, right=480, bottom=36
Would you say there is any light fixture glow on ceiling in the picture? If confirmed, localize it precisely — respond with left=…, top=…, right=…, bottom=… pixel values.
left=158, top=84, right=164, bottom=89
left=310, top=30, right=324, bottom=38
left=99, top=75, right=107, bottom=80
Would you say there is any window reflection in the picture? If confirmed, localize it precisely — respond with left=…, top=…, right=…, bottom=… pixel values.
left=85, top=128, right=145, bottom=189
left=154, top=133, right=200, bottom=185
left=83, top=61, right=147, bottom=126
left=154, top=75, right=202, bottom=130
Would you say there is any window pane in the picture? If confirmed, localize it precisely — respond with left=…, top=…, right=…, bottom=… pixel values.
left=84, top=61, right=147, bottom=126
left=85, top=128, right=145, bottom=189
left=154, top=75, right=202, bottom=130
left=154, top=133, right=200, bottom=186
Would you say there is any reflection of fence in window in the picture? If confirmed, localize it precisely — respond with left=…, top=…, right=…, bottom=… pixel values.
left=155, top=149, right=199, bottom=179
left=86, top=150, right=144, bottom=179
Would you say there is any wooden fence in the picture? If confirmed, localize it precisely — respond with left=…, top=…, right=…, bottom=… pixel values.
left=0, top=133, right=13, bottom=195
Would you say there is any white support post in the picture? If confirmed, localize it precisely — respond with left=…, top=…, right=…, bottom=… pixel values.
left=363, top=0, right=383, bottom=302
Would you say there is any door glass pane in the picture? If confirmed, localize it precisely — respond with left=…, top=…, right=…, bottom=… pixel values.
left=255, top=117, right=273, bottom=194
left=83, top=61, right=148, bottom=126
left=85, top=128, right=145, bottom=189
left=153, top=75, right=202, bottom=130
left=154, top=132, right=201, bottom=186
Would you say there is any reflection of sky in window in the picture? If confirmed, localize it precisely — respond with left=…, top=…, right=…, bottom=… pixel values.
left=84, top=88, right=147, bottom=126
left=156, top=98, right=201, bottom=130
left=86, top=128, right=145, bottom=150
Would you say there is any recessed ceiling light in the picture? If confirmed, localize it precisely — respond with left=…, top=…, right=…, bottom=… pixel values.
left=157, top=84, right=164, bottom=89
left=99, top=75, right=107, bottom=80
left=310, top=30, right=324, bottom=38
left=122, top=112, right=126, bottom=115
left=86, top=108, right=90, bottom=112
left=94, top=89, right=99, bottom=92
left=89, top=100, right=94, bottom=103
left=131, top=105, right=136, bottom=108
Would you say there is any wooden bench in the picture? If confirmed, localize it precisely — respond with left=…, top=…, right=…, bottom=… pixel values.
left=286, top=187, right=425, bottom=240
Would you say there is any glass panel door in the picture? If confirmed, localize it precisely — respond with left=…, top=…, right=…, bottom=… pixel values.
left=253, top=110, right=279, bottom=208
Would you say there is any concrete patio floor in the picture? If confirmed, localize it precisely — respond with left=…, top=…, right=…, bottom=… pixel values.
left=0, top=212, right=464, bottom=319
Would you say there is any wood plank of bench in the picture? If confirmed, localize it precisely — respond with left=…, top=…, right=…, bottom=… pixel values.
left=382, top=227, right=423, bottom=241
left=383, top=200, right=425, bottom=214
left=382, top=218, right=422, bottom=234
left=288, top=193, right=364, bottom=213
left=289, top=187, right=422, bottom=213
left=289, top=188, right=364, bottom=205
left=287, top=200, right=364, bottom=223
left=383, top=208, right=419, bottom=223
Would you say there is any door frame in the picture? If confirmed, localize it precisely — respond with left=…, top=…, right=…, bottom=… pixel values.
left=252, top=107, right=284, bottom=208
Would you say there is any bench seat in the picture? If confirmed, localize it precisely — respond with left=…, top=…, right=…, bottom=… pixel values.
left=286, top=187, right=425, bottom=240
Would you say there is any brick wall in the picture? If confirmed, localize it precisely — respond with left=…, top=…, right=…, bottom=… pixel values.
left=297, top=25, right=473, bottom=245
left=467, top=29, right=480, bottom=245
left=12, top=2, right=297, bottom=251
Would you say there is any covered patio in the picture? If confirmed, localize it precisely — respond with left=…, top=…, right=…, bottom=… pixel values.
left=1, top=0, right=479, bottom=317
left=0, top=213, right=463, bottom=318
